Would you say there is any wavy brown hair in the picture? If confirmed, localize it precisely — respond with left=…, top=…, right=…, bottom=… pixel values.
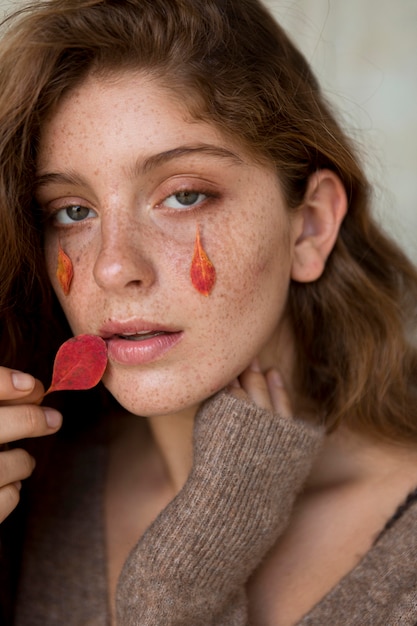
left=0, top=0, right=416, bottom=439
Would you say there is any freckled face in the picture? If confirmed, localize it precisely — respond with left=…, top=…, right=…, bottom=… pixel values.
left=37, top=72, right=298, bottom=417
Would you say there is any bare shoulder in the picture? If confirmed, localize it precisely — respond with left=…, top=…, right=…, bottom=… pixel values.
left=247, top=431, right=417, bottom=626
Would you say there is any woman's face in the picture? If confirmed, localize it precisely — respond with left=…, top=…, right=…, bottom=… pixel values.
left=37, top=72, right=300, bottom=417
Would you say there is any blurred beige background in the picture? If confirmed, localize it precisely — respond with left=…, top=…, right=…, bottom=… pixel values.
left=1, top=0, right=416, bottom=261
left=267, top=0, right=417, bottom=262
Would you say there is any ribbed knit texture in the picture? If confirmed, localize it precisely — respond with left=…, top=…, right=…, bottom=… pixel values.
left=10, top=391, right=417, bottom=625
left=117, top=391, right=323, bottom=624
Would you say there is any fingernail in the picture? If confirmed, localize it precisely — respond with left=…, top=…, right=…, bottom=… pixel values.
left=11, top=372, right=34, bottom=391
left=44, top=409, right=62, bottom=429
left=270, top=369, right=284, bottom=387
left=250, top=358, right=262, bottom=372
left=13, top=481, right=22, bottom=491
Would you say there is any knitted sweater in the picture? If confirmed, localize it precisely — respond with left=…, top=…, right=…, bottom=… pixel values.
left=8, top=392, right=417, bottom=625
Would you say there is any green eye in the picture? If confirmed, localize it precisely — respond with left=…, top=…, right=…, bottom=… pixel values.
left=175, top=191, right=201, bottom=205
left=55, top=205, right=97, bottom=224
left=164, top=191, right=207, bottom=209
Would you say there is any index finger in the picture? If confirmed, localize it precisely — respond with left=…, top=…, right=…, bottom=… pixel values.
left=0, top=368, right=45, bottom=405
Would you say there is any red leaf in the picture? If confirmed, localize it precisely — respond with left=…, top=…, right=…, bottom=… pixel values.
left=56, top=243, right=74, bottom=296
left=190, top=225, right=216, bottom=296
left=45, top=334, right=108, bottom=395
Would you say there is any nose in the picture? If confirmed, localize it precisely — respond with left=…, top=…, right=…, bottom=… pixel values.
left=93, top=219, right=156, bottom=292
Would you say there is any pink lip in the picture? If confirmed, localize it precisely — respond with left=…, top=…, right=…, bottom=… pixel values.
left=98, top=319, right=183, bottom=366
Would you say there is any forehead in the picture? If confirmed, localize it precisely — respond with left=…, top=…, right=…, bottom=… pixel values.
left=37, top=69, right=275, bottom=181
left=39, top=71, right=238, bottom=159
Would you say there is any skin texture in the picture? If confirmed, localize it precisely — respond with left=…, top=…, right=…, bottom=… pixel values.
left=0, top=370, right=61, bottom=522
left=36, top=71, right=302, bottom=419
left=8, top=71, right=417, bottom=626
left=0, top=69, right=348, bottom=527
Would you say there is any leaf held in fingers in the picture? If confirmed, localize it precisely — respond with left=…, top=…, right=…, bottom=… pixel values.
left=190, top=224, right=216, bottom=296
left=45, top=334, right=108, bottom=395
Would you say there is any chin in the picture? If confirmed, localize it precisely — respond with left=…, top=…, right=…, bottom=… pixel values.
left=101, top=363, right=232, bottom=418
left=102, top=380, right=210, bottom=418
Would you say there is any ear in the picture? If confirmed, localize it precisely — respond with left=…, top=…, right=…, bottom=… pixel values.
left=291, top=170, right=348, bottom=283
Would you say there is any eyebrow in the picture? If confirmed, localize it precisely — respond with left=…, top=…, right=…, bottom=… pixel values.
left=35, top=143, right=244, bottom=189
left=138, top=144, right=244, bottom=174
left=35, top=170, right=87, bottom=190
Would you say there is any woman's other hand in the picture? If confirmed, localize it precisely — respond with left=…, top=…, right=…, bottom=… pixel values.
left=0, top=367, right=62, bottom=522
left=229, top=359, right=293, bottom=418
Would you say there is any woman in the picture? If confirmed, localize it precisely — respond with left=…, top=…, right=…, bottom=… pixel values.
left=0, top=0, right=416, bottom=624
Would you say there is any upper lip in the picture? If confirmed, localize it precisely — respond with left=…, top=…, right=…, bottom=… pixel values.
left=98, top=319, right=181, bottom=339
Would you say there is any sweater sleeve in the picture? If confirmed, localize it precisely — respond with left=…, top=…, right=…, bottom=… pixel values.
left=116, top=390, right=324, bottom=626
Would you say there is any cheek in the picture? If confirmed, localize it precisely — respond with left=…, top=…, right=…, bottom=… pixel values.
left=216, top=214, right=291, bottom=303
left=44, top=233, right=93, bottom=328
left=204, top=219, right=292, bottom=366
left=55, top=243, right=74, bottom=295
left=190, top=225, right=216, bottom=296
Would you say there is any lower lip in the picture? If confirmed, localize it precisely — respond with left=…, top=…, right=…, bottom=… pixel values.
left=106, top=332, right=183, bottom=366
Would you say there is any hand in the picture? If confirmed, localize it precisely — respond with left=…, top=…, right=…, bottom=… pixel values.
left=229, top=358, right=292, bottom=417
left=0, top=367, right=62, bottom=522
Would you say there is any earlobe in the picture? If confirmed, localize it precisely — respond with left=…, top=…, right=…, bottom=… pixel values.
left=291, top=170, right=348, bottom=283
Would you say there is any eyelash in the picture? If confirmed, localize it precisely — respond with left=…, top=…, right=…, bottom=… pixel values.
left=42, top=184, right=219, bottom=227
left=47, top=204, right=97, bottom=226
left=157, top=187, right=218, bottom=212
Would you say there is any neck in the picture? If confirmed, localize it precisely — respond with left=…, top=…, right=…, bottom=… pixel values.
left=146, top=406, right=196, bottom=493
left=144, top=316, right=302, bottom=492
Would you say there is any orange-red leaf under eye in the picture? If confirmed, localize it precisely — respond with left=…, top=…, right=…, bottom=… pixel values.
left=190, top=225, right=216, bottom=296
left=56, top=242, right=74, bottom=296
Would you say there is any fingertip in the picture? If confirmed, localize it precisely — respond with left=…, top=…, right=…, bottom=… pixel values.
left=43, top=408, right=63, bottom=430
left=249, top=358, right=262, bottom=373
left=268, top=369, right=284, bottom=388
left=266, top=368, right=293, bottom=417
left=226, top=386, right=249, bottom=404
left=11, top=371, right=35, bottom=392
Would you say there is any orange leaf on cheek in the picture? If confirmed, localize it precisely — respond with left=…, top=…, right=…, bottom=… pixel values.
left=56, top=242, right=74, bottom=296
left=190, top=225, right=216, bottom=296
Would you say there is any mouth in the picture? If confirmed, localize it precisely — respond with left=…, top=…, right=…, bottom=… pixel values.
left=98, top=321, right=183, bottom=366
left=99, top=319, right=181, bottom=338
left=114, top=330, right=174, bottom=342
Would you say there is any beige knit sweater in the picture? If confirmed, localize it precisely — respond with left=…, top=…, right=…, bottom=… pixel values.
left=11, top=392, right=417, bottom=625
